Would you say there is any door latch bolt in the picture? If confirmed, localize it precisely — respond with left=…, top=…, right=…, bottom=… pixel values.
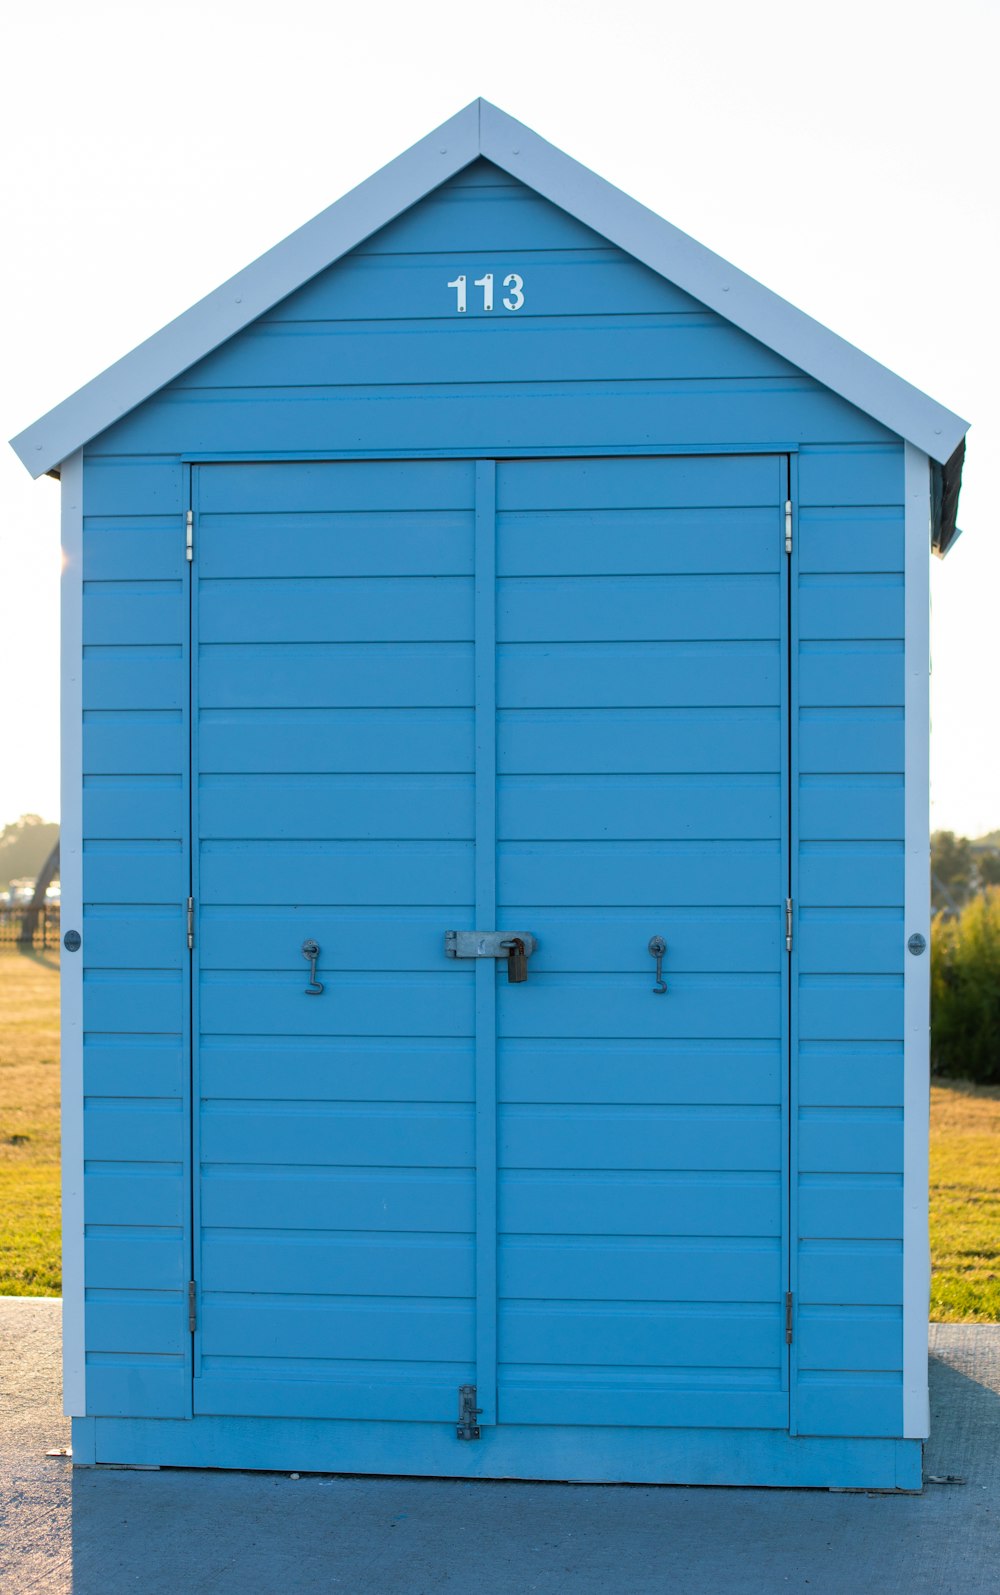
left=648, top=935, right=667, bottom=994
left=301, top=940, right=324, bottom=995
left=457, top=1384, right=482, bottom=1440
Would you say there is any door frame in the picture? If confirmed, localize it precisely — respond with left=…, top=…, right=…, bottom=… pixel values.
left=184, top=449, right=796, bottom=1428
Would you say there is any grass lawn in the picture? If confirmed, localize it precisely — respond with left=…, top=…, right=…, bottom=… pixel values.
left=929, top=1077, right=1000, bottom=1321
left=1, top=952, right=998, bottom=1318
left=0, top=952, right=61, bottom=1294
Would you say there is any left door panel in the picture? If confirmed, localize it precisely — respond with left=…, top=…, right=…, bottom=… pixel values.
left=190, top=460, right=477, bottom=1421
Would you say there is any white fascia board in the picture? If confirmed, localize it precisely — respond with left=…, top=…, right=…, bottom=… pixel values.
left=59, top=451, right=85, bottom=1417
left=480, top=103, right=968, bottom=466
left=10, top=103, right=482, bottom=478
left=902, top=441, right=931, bottom=1440
left=11, top=98, right=968, bottom=477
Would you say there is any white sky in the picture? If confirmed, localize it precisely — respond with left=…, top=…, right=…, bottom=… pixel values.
left=1, top=0, right=997, bottom=834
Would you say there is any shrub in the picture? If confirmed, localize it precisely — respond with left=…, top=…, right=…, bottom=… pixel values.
left=932, top=889, right=1000, bottom=1084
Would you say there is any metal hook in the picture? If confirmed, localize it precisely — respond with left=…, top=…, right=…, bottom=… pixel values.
left=301, top=939, right=324, bottom=995
left=648, top=936, right=667, bottom=995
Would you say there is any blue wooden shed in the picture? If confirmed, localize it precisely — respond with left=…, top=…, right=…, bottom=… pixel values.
left=12, top=101, right=969, bottom=1489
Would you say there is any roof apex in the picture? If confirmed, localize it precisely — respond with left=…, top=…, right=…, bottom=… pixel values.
left=10, top=97, right=968, bottom=477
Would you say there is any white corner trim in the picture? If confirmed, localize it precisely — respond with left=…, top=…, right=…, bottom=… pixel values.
left=902, top=441, right=931, bottom=1439
left=59, top=451, right=86, bottom=1417
left=11, top=100, right=967, bottom=478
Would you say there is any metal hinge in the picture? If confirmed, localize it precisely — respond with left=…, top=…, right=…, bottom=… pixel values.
left=185, top=509, right=194, bottom=562
left=785, top=898, right=794, bottom=954
left=785, top=1291, right=794, bottom=1345
left=186, top=896, right=195, bottom=951
left=188, top=1280, right=197, bottom=1333
left=784, top=499, right=793, bottom=555
left=457, top=1384, right=482, bottom=1441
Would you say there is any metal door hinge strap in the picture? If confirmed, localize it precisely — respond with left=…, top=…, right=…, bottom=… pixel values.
left=188, top=1281, right=197, bottom=1333
left=185, top=509, right=193, bottom=561
left=457, top=1384, right=481, bottom=1440
left=186, top=897, right=195, bottom=951
left=785, top=1292, right=794, bottom=1344
left=784, top=500, right=793, bottom=555
left=785, top=898, right=793, bottom=954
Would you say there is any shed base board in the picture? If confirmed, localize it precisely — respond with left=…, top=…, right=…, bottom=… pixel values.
left=72, top=1417, right=923, bottom=1491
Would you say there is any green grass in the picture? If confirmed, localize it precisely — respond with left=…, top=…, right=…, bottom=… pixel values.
left=1, top=953, right=999, bottom=1317
left=0, top=1165, right=61, bottom=1294
left=0, top=951, right=61, bottom=1295
left=929, top=1077, right=1000, bottom=1321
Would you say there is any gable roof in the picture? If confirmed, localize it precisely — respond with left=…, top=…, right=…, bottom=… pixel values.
left=10, top=98, right=969, bottom=489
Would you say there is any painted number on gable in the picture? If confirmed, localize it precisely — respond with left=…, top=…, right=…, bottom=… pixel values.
left=447, top=273, right=525, bottom=312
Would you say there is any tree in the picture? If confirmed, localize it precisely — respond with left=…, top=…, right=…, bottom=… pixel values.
left=932, top=830, right=974, bottom=913
left=975, top=850, right=1000, bottom=889
left=0, top=814, right=59, bottom=894
left=932, top=890, right=1000, bottom=1084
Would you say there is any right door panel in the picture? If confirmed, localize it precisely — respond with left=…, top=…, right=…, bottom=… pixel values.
left=494, top=453, right=790, bottom=1431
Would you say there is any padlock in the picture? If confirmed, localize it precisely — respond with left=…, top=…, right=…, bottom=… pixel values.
left=504, top=937, right=528, bottom=983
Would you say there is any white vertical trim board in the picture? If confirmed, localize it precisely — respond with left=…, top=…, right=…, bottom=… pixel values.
left=902, top=442, right=932, bottom=1439
left=59, top=451, right=86, bottom=1417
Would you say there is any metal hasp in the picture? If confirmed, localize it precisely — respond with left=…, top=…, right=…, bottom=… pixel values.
left=445, top=931, right=538, bottom=960
left=301, top=939, right=324, bottom=995
left=648, top=936, right=667, bottom=994
left=457, top=1384, right=482, bottom=1441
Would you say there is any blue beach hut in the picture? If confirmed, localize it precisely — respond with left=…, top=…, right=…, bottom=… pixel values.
left=11, top=100, right=968, bottom=1488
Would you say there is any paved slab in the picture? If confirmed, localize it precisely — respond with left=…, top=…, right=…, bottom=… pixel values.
left=1, top=1300, right=997, bottom=1593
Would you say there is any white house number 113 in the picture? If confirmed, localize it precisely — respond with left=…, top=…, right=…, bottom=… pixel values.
left=447, top=272, right=525, bottom=312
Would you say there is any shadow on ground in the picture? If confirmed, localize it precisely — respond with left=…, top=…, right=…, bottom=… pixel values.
left=2, top=1305, right=997, bottom=1594
left=12, top=948, right=60, bottom=973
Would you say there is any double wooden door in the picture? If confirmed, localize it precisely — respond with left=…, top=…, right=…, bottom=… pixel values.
left=188, top=453, right=790, bottom=1441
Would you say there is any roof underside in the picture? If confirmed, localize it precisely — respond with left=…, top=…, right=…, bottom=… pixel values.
left=932, top=442, right=966, bottom=557
left=11, top=99, right=969, bottom=546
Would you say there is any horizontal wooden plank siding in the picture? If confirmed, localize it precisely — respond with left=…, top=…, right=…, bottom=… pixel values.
left=794, top=444, right=906, bottom=1437
left=89, top=162, right=892, bottom=463
left=80, top=456, right=190, bottom=1419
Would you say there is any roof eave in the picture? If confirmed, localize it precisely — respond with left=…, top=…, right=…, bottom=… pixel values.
left=9, top=102, right=483, bottom=478
left=479, top=103, right=969, bottom=466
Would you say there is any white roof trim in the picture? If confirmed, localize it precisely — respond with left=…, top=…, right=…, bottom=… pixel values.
left=11, top=99, right=968, bottom=476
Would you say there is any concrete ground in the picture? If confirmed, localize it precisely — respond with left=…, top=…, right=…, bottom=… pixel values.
left=1, top=1302, right=997, bottom=1594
